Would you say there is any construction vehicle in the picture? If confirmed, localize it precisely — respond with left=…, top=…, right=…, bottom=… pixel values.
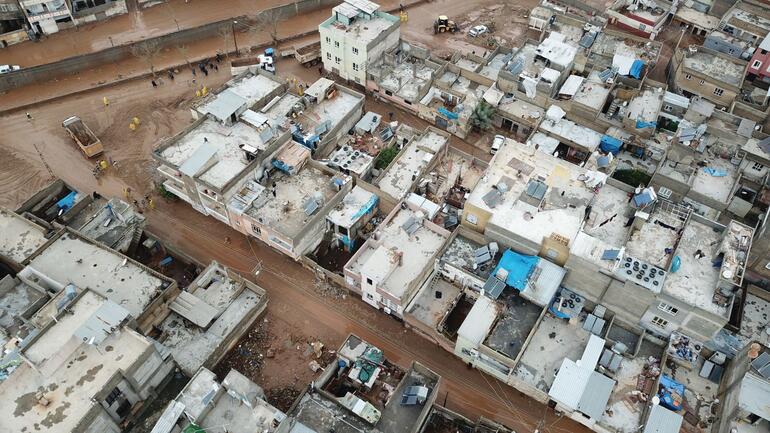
left=433, top=16, right=458, bottom=34
left=62, top=116, right=104, bottom=158
left=292, top=40, right=322, bottom=67
left=230, top=48, right=276, bottom=75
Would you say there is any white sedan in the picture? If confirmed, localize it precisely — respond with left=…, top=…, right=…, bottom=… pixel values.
left=468, top=25, right=489, bottom=37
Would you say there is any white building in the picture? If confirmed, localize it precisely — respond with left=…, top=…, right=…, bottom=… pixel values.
left=319, top=0, right=400, bottom=84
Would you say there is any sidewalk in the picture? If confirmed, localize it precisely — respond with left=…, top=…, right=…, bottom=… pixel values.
left=0, top=0, right=422, bottom=112
left=1, top=0, right=411, bottom=68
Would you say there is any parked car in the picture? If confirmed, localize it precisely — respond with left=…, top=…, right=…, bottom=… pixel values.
left=468, top=25, right=488, bottom=37
left=0, top=64, right=20, bottom=74
left=491, top=134, right=505, bottom=154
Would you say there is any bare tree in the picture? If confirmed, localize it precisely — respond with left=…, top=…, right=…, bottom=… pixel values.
left=254, top=8, right=287, bottom=46
left=131, top=40, right=162, bottom=78
left=176, top=45, right=191, bottom=69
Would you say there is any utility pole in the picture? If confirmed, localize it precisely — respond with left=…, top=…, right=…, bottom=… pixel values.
left=32, top=143, right=54, bottom=179
left=232, top=20, right=239, bottom=55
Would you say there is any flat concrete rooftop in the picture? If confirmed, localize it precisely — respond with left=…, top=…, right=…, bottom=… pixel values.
left=246, top=166, right=339, bottom=238
left=408, top=276, right=460, bottom=330
left=0, top=209, right=48, bottom=264
left=683, top=51, right=745, bottom=87
left=591, top=33, right=661, bottom=63
left=326, top=185, right=377, bottom=229
left=583, top=183, right=633, bottom=248
left=159, top=117, right=266, bottom=189
left=347, top=208, right=449, bottom=299
left=663, top=219, right=727, bottom=318
left=465, top=139, right=596, bottom=246
left=573, top=72, right=611, bottom=110
left=0, top=276, right=46, bottom=336
left=485, top=293, right=542, bottom=361
left=513, top=313, right=591, bottom=392
left=0, top=290, right=150, bottom=433
left=321, top=11, right=398, bottom=45
left=627, top=87, right=664, bottom=123
left=377, top=130, right=447, bottom=200
left=539, top=117, right=603, bottom=151
left=624, top=206, right=686, bottom=269
left=690, top=158, right=738, bottom=204
left=23, top=231, right=169, bottom=319
left=225, top=73, right=283, bottom=107
left=379, top=61, right=436, bottom=101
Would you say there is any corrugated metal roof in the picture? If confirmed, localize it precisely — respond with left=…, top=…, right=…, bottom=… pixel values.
left=150, top=401, right=185, bottom=433
left=73, top=300, right=130, bottom=345
left=179, top=142, right=218, bottom=177
left=202, top=89, right=247, bottom=122
left=169, top=291, right=219, bottom=328
left=345, top=0, right=379, bottom=14
left=576, top=371, right=615, bottom=419
left=334, top=2, right=360, bottom=18
left=643, top=404, right=683, bottom=433
left=521, top=258, right=565, bottom=306
left=457, top=295, right=498, bottom=346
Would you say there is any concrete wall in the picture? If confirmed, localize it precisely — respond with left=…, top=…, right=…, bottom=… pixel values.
left=562, top=255, right=610, bottom=303
left=0, top=0, right=342, bottom=92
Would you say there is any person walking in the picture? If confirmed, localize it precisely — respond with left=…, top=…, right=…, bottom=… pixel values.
left=25, top=112, right=33, bottom=121
left=151, top=80, right=158, bottom=88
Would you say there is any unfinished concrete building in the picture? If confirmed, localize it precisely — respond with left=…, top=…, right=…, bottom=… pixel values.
left=156, top=261, right=268, bottom=376
left=0, top=289, right=175, bottom=433
left=284, top=334, right=440, bottom=433
left=152, top=367, right=282, bottom=433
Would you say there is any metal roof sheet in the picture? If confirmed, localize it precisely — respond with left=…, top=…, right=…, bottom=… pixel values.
left=179, top=142, right=218, bottom=178
left=202, top=89, right=247, bottom=122
left=643, top=404, right=683, bottom=433
left=577, top=372, right=615, bottom=419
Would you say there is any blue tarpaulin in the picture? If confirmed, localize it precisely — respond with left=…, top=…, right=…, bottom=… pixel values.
left=492, top=249, right=540, bottom=291
left=704, top=167, right=727, bottom=177
left=351, top=195, right=378, bottom=221
left=600, top=135, right=622, bottom=155
left=633, top=190, right=655, bottom=207
left=629, top=60, right=645, bottom=79
left=635, top=119, right=657, bottom=129
left=658, top=375, right=685, bottom=411
left=438, top=107, right=459, bottom=120
left=56, top=191, right=77, bottom=211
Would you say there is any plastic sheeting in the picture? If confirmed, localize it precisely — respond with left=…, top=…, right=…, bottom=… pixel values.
left=658, top=375, right=685, bottom=411
left=629, top=60, right=645, bottom=79
left=492, top=249, right=540, bottom=291
left=600, top=135, right=622, bottom=155
left=57, top=191, right=77, bottom=211
left=636, top=119, right=657, bottom=129
left=438, top=106, right=459, bottom=120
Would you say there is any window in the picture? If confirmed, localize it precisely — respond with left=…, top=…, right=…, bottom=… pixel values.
left=651, top=316, right=669, bottom=329
left=251, top=224, right=261, bottom=235
left=325, top=36, right=330, bottom=43
left=384, top=90, right=393, bottom=96
left=685, top=74, right=692, bottom=80
left=338, top=226, right=348, bottom=236
left=366, top=293, right=374, bottom=299
left=753, top=60, right=763, bottom=69
left=352, top=63, right=359, bottom=71
left=366, top=277, right=373, bottom=285
left=658, top=302, right=679, bottom=316
left=699, top=79, right=705, bottom=85
left=334, top=41, right=339, bottom=48
left=713, top=87, right=724, bottom=96
left=326, top=52, right=331, bottom=60
left=663, top=104, right=673, bottom=111
left=352, top=47, right=359, bottom=55
left=105, top=387, right=123, bottom=406
left=335, top=56, right=340, bottom=64
left=751, top=162, right=765, bottom=171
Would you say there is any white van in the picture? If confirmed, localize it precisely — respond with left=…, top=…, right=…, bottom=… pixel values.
left=490, top=134, right=505, bottom=154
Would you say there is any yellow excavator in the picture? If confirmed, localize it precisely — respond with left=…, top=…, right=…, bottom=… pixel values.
left=433, top=15, right=458, bottom=34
